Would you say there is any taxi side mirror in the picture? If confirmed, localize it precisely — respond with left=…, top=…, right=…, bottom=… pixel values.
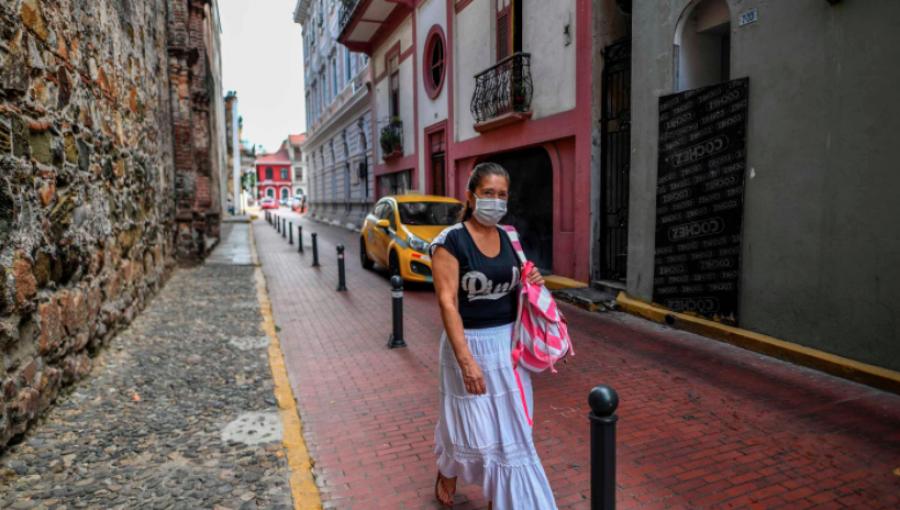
left=376, top=219, right=390, bottom=229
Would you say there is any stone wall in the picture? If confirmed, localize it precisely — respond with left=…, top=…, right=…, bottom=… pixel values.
left=0, top=0, right=178, bottom=449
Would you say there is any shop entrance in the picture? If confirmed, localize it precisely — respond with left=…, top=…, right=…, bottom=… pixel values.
left=485, top=147, right=553, bottom=273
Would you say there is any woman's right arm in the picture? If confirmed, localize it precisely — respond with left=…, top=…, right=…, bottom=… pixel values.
left=433, top=246, right=486, bottom=395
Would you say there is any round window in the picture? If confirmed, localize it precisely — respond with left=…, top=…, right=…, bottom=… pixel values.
left=424, top=26, right=446, bottom=100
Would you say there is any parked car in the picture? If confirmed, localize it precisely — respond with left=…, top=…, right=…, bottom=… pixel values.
left=260, top=198, right=278, bottom=210
left=291, top=196, right=305, bottom=213
left=360, top=195, right=463, bottom=283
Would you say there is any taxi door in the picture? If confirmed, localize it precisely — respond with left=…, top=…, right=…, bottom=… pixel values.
left=370, top=201, right=395, bottom=266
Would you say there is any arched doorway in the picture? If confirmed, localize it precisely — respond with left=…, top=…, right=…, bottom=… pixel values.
left=675, top=0, right=731, bottom=92
left=266, top=188, right=275, bottom=198
left=485, top=147, right=553, bottom=273
left=280, top=188, right=290, bottom=200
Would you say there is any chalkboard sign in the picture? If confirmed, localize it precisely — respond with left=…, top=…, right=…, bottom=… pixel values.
left=652, top=77, right=749, bottom=323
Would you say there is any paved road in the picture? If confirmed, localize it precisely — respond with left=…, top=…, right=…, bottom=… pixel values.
left=258, top=210, right=900, bottom=510
left=0, top=223, right=294, bottom=510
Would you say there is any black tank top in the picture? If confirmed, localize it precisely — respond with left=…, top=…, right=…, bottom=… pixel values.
left=431, top=223, right=520, bottom=329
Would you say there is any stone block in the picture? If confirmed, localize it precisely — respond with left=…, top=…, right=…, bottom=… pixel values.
left=88, top=285, right=101, bottom=320
left=62, top=290, right=78, bottom=335
left=11, top=388, right=40, bottom=427
left=12, top=253, right=37, bottom=310
left=15, top=358, right=36, bottom=388
left=38, top=300, right=63, bottom=356
left=20, top=0, right=49, bottom=42
left=73, top=289, right=88, bottom=330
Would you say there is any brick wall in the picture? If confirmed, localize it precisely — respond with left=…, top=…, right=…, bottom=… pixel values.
left=0, top=0, right=221, bottom=450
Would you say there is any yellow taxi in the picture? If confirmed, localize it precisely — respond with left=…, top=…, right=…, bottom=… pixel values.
left=360, top=194, right=464, bottom=282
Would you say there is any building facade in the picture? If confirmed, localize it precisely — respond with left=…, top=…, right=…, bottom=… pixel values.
left=256, top=150, right=294, bottom=201
left=168, top=0, right=229, bottom=261
left=337, top=0, right=598, bottom=282
left=623, top=0, right=900, bottom=372
left=295, top=0, right=374, bottom=230
left=287, top=134, right=309, bottom=199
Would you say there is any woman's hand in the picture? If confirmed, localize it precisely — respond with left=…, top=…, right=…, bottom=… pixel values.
left=526, top=266, right=544, bottom=287
left=459, top=359, right=486, bottom=395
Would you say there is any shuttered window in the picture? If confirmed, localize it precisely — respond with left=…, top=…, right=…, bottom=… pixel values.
left=497, top=10, right=510, bottom=60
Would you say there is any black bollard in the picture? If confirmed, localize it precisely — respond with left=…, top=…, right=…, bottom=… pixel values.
left=336, top=245, right=347, bottom=291
left=289, top=222, right=294, bottom=244
left=387, top=276, right=407, bottom=349
left=276, top=216, right=280, bottom=232
left=282, top=218, right=286, bottom=239
left=589, top=385, right=619, bottom=510
left=311, top=233, right=319, bottom=267
left=298, top=226, right=304, bottom=253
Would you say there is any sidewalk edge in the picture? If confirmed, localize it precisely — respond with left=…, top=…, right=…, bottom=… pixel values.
left=616, top=291, right=900, bottom=395
left=250, top=222, right=323, bottom=510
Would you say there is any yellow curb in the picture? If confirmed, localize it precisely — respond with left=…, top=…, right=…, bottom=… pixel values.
left=543, top=275, right=589, bottom=291
left=616, top=291, right=900, bottom=395
left=249, top=223, right=323, bottom=510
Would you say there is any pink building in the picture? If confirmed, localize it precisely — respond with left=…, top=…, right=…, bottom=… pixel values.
left=335, top=0, right=602, bottom=283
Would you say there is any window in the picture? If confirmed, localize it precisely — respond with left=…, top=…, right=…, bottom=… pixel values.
left=424, top=26, right=446, bottom=99
left=397, top=202, right=462, bottom=226
left=265, top=167, right=273, bottom=180
left=281, top=168, right=289, bottom=180
left=331, top=168, right=337, bottom=200
left=674, top=0, right=731, bottom=92
left=389, top=54, right=400, bottom=118
left=332, top=57, right=339, bottom=99
left=344, top=48, right=351, bottom=86
left=266, top=188, right=275, bottom=198
left=344, top=163, right=351, bottom=199
left=281, top=187, right=290, bottom=200
left=496, top=0, right=522, bottom=61
left=380, top=170, right=411, bottom=198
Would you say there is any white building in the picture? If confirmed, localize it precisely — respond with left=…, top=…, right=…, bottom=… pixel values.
left=287, top=134, right=309, bottom=199
left=294, top=0, right=374, bottom=230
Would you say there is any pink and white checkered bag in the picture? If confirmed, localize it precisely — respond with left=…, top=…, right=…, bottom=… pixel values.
left=502, top=226, right=573, bottom=425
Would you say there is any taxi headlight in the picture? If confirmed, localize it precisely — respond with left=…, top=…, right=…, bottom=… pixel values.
left=407, top=234, right=430, bottom=254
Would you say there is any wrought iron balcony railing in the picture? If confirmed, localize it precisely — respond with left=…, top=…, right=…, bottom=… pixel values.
left=340, top=0, right=360, bottom=34
left=380, top=119, right=403, bottom=159
left=470, top=53, right=533, bottom=124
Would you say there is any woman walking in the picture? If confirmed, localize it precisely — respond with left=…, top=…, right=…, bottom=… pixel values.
left=430, top=163, right=558, bottom=509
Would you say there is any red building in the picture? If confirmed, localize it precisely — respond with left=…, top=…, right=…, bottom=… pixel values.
left=256, top=150, right=293, bottom=201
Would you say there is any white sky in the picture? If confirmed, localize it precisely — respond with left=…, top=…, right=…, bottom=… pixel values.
left=219, top=0, right=307, bottom=154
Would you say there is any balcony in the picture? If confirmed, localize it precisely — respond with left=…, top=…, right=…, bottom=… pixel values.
left=470, top=53, right=534, bottom=133
left=339, top=0, right=360, bottom=34
left=380, top=119, right=403, bottom=160
left=337, top=0, right=413, bottom=53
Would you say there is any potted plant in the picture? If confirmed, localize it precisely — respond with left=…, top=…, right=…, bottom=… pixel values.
left=512, top=84, right=528, bottom=111
left=380, top=119, right=402, bottom=158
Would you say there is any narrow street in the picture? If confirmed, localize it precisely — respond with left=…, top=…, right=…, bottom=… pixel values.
left=257, top=211, right=900, bottom=510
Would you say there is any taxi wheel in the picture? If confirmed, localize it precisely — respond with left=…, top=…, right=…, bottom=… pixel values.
left=360, top=237, right=374, bottom=270
left=389, top=251, right=402, bottom=280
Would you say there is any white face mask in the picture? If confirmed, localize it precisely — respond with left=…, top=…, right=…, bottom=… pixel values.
left=472, top=195, right=507, bottom=227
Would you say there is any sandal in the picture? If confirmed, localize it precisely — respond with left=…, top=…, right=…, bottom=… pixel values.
left=434, top=471, right=455, bottom=507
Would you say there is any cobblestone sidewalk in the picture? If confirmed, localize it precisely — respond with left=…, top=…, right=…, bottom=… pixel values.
left=0, top=224, right=295, bottom=510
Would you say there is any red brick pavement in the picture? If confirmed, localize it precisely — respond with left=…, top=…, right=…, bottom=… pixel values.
left=255, top=213, right=900, bottom=510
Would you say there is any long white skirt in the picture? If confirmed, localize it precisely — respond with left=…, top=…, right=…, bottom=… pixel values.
left=434, top=323, right=558, bottom=509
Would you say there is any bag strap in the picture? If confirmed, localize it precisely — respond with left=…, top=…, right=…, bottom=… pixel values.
left=501, top=225, right=528, bottom=265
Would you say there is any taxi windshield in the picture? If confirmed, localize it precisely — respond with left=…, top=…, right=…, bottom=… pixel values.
left=397, top=202, right=462, bottom=226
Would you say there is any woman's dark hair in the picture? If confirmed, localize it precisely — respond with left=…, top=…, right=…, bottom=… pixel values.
left=457, top=162, right=510, bottom=223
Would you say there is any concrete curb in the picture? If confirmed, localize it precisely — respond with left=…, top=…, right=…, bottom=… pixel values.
left=249, top=222, right=324, bottom=510
left=616, top=291, right=900, bottom=395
